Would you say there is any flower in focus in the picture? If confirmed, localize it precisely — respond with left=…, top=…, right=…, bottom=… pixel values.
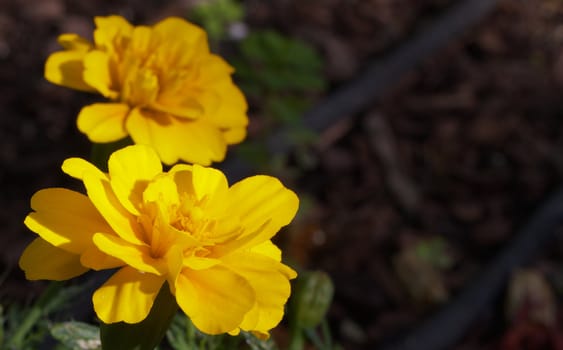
left=19, top=145, right=298, bottom=336
left=45, top=16, right=248, bottom=165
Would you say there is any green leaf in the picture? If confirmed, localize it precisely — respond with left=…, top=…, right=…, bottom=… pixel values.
left=236, top=30, right=326, bottom=94
left=414, top=237, right=454, bottom=270
left=189, top=0, right=245, bottom=41
left=100, top=283, right=178, bottom=350
left=50, top=322, right=101, bottom=350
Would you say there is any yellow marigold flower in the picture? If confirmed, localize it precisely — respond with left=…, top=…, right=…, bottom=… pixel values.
left=45, top=16, right=248, bottom=165
left=19, top=145, right=298, bottom=336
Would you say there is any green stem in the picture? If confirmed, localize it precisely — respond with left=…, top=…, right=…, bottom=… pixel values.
left=100, top=283, right=178, bottom=350
left=287, top=324, right=305, bottom=350
left=8, top=282, right=62, bottom=348
left=321, top=318, right=332, bottom=349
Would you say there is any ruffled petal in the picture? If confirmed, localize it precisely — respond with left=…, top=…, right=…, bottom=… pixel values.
left=108, top=145, right=162, bottom=215
left=249, top=240, right=282, bottom=262
left=126, top=108, right=226, bottom=165
left=93, top=15, right=133, bottom=52
left=191, top=164, right=229, bottom=204
left=62, top=157, right=106, bottom=181
left=175, top=265, right=254, bottom=335
left=81, top=246, right=124, bottom=271
left=169, top=166, right=194, bottom=198
left=152, top=17, right=209, bottom=65
left=77, top=103, right=130, bottom=143
left=213, top=176, right=299, bottom=256
left=24, top=188, right=112, bottom=254
left=229, top=175, right=298, bottom=236
left=222, top=127, right=247, bottom=144
left=19, top=238, right=89, bottom=281
left=142, top=174, right=179, bottom=211
left=57, top=33, right=92, bottom=51
left=92, top=232, right=162, bottom=275
left=83, top=51, right=119, bottom=99
left=202, top=77, right=248, bottom=130
left=197, top=55, right=235, bottom=84
left=44, top=50, right=95, bottom=92
left=93, top=266, right=165, bottom=324
left=223, top=252, right=296, bottom=334
left=152, top=92, right=203, bottom=120
left=82, top=171, right=145, bottom=245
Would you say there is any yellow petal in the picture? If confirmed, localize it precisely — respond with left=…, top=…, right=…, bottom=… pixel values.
left=215, top=176, right=299, bottom=255
left=152, top=92, right=203, bottom=120
left=83, top=51, right=119, bottom=99
left=93, top=266, right=164, bottom=324
left=222, top=127, right=247, bottom=144
left=24, top=188, right=111, bottom=254
left=92, top=232, right=162, bottom=275
left=44, top=50, right=95, bottom=92
left=108, top=145, right=162, bottom=215
left=203, top=78, right=248, bottom=129
left=183, top=256, right=221, bottom=270
left=126, top=108, right=226, bottom=165
left=198, top=55, right=235, bottom=84
left=57, top=33, right=92, bottom=52
left=93, top=15, right=133, bottom=52
left=175, top=265, right=254, bottom=335
left=142, top=174, right=179, bottom=210
left=250, top=240, right=282, bottom=262
left=229, top=175, right=298, bottom=234
left=19, top=238, right=89, bottom=281
left=223, top=252, right=296, bottom=333
left=130, top=26, right=154, bottom=56
left=164, top=245, right=183, bottom=294
left=191, top=164, right=228, bottom=203
left=83, top=171, right=145, bottom=245
left=62, top=157, right=106, bottom=181
left=170, top=167, right=194, bottom=198
left=81, top=246, right=124, bottom=271
left=152, top=17, right=209, bottom=64
left=77, top=103, right=130, bottom=143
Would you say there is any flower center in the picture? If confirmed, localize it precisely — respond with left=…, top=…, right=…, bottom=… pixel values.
left=170, top=193, right=215, bottom=241
left=139, top=192, right=217, bottom=259
left=121, top=65, right=159, bottom=107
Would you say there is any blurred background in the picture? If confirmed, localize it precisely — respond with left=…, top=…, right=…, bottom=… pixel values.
left=1, top=0, right=563, bottom=349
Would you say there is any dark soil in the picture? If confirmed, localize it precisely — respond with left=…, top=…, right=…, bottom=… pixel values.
left=1, top=1, right=563, bottom=349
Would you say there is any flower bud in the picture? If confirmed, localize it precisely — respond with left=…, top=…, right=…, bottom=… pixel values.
left=290, top=270, right=334, bottom=328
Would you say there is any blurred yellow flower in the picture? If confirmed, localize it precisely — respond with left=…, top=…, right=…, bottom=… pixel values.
left=45, top=16, right=248, bottom=165
left=20, top=145, right=298, bottom=336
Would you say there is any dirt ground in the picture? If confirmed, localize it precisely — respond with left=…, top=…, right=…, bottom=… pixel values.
left=1, top=0, right=563, bottom=349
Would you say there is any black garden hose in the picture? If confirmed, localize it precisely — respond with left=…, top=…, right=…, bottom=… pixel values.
left=221, top=0, right=499, bottom=181
left=380, top=186, right=563, bottom=350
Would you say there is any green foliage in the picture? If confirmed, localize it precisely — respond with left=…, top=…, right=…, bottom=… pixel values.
left=233, top=30, right=326, bottom=173
left=166, top=312, right=275, bottom=350
left=1, top=282, right=88, bottom=350
left=414, top=236, right=454, bottom=270
left=234, top=30, right=325, bottom=97
left=242, top=332, right=277, bottom=350
left=189, top=0, right=244, bottom=41
left=50, top=321, right=101, bottom=350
